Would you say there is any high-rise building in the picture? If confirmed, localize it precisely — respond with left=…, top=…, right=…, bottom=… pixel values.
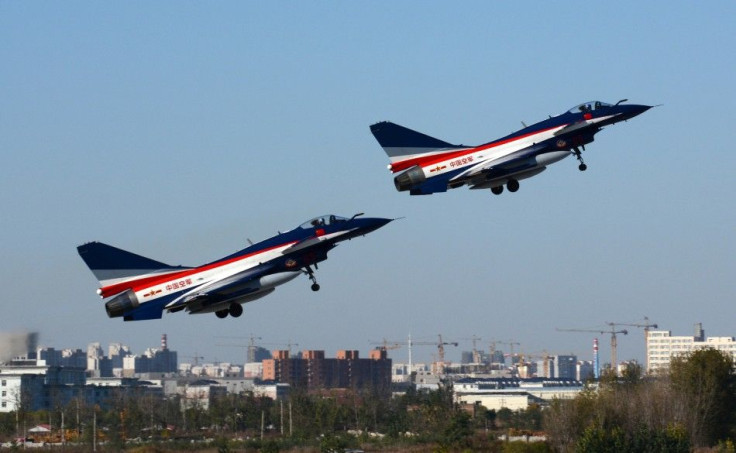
left=263, top=349, right=391, bottom=391
left=553, top=355, right=577, bottom=379
left=647, top=323, right=736, bottom=372
left=247, top=346, right=271, bottom=364
left=576, top=361, right=595, bottom=381
left=122, top=335, right=177, bottom=376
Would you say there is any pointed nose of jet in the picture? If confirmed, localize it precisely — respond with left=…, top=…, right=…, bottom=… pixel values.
left=619, top=103, right=652, bottom=121
left=356, top=217, right=393, bottom=235
left=337, top=216, right=393, bottom=242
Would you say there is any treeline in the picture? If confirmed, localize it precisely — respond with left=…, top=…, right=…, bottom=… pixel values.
left=545, top=348, right=736, bottom=452
left=1, top=382, right=547, bottom=452
left=2, top=348, right=735, bottom=451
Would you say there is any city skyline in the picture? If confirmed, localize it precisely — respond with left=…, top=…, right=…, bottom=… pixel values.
left=5, top=322, right=724, bottom=371
left=2, top=3, right=734, bottom=367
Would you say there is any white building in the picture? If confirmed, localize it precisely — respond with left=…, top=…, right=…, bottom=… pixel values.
left=243, top=362, right=262, bottom=379
left=457, top=393, right=538, bottom=411
left=181, top=380, right=227, bottom=410
left=391, top=362, right=431, bottom=383
left=253, top=382, right=290, bottom=400
left=453, top=377, right=583, bottom=411
left=0, top=361, right=86, bottom=412
left=647, top=323, right=736, bottom=372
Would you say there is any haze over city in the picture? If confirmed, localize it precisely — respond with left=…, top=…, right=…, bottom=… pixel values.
left=1, top=3, right=734, bottom=368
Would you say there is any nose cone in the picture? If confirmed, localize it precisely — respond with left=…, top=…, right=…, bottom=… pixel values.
left=620, top=104, right=652, bottom=120
left=357, top=217, right=393, bottom=235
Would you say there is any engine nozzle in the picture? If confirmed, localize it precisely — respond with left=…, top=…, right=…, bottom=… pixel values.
left=105, top=290, right=140, bottom=318
left=394, top=165, right=426, bottom=192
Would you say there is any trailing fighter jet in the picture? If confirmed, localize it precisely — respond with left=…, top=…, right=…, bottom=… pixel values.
left=370, top=100, right=652, bottom=195
left=77, top=214, right=392, bottom=321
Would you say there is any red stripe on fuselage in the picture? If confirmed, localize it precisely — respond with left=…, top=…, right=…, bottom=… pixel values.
left=389, top=124, right=564, bottom=173
left=99, top=241, right=298, bottom=298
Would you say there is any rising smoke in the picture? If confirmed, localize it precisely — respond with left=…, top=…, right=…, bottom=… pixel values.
left=0, top=332, right=38, bottom=363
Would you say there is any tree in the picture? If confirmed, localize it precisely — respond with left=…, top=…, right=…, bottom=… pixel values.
left=669, top=348, right=736, bottom=447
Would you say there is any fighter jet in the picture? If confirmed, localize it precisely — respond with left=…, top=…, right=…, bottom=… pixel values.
left=370, top=100, right=652, bottom=195
left=77, top=214, right=392, bottom=321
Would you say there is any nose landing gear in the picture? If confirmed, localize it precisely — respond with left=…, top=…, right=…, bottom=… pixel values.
left=573, top=147, right=587, bottom=171
left=304, top=265, right=321, bottom=291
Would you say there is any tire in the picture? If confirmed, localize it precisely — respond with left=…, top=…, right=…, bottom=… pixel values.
left=229, top=303, right=243, bottom=318
left=507, top=179, right=520, bottom=192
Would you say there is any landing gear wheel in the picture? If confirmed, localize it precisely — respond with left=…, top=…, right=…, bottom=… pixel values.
left=507, top=179, right=520, bottom=193
left=215, top=309, right=228, bottom=319
left=229, top=303, right=243, bottom=318
left=491, top=185, right=504, bottom=195
left=573, top=147, right=587, bottom=171
left=304, top=265, right=321, bottom=292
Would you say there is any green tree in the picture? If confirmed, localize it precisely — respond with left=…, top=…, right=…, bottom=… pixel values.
left=440, top=410, right=472, bottom=448
left=670, top=348, right=736, bottom=447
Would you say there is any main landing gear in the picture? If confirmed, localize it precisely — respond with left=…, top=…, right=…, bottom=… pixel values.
left=490, top=178, right=520, bottom=195
left=215, top=303, right=243, bottom=319
left=573, top=147, right=587, bottom=171
left=304, top=265, right=321, bottom=291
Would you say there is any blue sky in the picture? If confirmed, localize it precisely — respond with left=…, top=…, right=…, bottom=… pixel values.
left=1, top=2, right=734, bottom=367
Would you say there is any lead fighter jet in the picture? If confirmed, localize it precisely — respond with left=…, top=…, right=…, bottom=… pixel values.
left=370, top=100, right=652, bottom=195
left=78, top=214, right=392, bottom=321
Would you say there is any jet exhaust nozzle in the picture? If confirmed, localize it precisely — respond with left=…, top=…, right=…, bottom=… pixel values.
left=394, top=165, right=426, bottom=192
left=105, top=290, right=140, bottom=318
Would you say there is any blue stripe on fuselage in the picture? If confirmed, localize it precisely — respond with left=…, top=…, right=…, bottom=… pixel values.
left=123, top=292, right=179, bottom=321
left=203, top=220, right=353, bottom=267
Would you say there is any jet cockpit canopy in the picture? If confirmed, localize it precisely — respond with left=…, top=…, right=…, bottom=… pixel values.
left=299, top=215, right=349, bottom=229
left=567, top=101, right=613, bottom=114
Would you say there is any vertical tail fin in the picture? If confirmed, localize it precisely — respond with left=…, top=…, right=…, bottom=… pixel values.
left=369, top=121, right=465, bottom=164
left=77, top=241, right=190, bottom=288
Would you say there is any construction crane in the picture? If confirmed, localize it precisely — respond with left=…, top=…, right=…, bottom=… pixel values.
left=488, top=340, right=501, bottom=368
left=499, top=340, right=521, bottom=364
left=613, top=317, right=658, bottom=372
left=369, top=338, right=402, bottom=352
left=557, top=325, right=628, bottom=375
left=382, top=334, right=459, bottom=376
left=182, top=354, right=204, bottom=366
left=523, top=351, right=553, bottom=378
left=216, top=335, right=299, bottom=362
left=512, top=350, right=551, bottom=378
left=459, top=335, right=483, bottom=364
left=430, top=334, right=458, bottom=373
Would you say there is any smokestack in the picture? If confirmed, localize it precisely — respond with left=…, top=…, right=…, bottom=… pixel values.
left=161, top=334, right=168, bottom=351
left=593, top=338, right=600, bottom=379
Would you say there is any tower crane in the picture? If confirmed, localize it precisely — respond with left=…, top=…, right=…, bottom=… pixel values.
left=182, top=354, right=204, bottom=366
left=382, top=334, right=459, bottom=376
left=488, top=340, right=501, bottom=368
left=613, top=317, right=658, bottom=373
left=459, top=335, right=483, bottom=363
left=556, top=325, right=628, bottom=376
left=369, top=338, right=402, bottom=352
left=499, top=340, right=521, bottom=364
left=215, top=335, right=299, bottom=362
left=423, top=334, right=458, bottom=374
